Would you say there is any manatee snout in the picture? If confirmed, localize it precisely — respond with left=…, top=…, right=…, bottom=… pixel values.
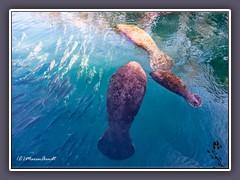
left=185, top=93, right=202, bottom=108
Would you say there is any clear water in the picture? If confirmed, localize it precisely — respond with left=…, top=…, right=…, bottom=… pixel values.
left=11, top=11, right=229, bottom=169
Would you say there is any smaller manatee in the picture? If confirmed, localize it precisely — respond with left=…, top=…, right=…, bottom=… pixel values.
left=149, top=70, right=202, bottom=108
left=116, top=24, right=173, bottom=71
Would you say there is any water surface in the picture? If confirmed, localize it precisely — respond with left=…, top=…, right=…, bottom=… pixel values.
left=11, top=11, right=229, bottom=169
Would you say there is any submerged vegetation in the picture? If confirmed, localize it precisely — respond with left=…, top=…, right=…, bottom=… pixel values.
left=207, top=141, right=224, bottom=168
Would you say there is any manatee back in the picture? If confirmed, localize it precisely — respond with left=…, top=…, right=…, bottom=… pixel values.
left=149, top=70, right=202, bottom=107
left=116, top=24, right=158, bottom=51
left=107, top=61, right=147, bottom=128
left=98, top=61, right=147, bottom=160
left=149, top=70, right=188, bottom=96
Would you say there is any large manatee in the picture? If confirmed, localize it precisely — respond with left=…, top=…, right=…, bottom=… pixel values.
left=116, top=24, right=173, bottom=71
left=150, top=70, right=202, bottom=108
left=98, top=61, right=147, bottom=160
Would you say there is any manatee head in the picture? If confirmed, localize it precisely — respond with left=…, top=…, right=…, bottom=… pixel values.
left=185, top=93, right=202, bottom=108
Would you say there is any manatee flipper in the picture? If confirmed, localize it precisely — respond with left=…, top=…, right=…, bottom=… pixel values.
left=98, top=61, right=147, bottom=160
left=116, top=24, right=173, bottom=71
left=98, top=127, right=135, bottom=160
left=149, top=70, right=202, bottom=108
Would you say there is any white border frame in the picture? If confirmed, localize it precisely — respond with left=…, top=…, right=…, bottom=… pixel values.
left=9, top=9, right=231, bottom=171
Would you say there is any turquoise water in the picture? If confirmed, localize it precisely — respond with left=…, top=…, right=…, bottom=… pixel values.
left=11, top=11, right=229, bottom=169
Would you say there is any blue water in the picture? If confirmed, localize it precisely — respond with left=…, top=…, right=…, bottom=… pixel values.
left=11, top=11, right=229, bottom=169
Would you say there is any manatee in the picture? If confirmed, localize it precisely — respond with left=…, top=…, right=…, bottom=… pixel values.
left=149, top=70, right=202, bottom=107
left=98, top=61, right=147, bottom=160
left=116, top=24, right=173, bottom=71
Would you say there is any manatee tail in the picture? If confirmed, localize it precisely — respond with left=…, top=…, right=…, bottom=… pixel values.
left=97, top=127, right=135, bottom=160
left=185, top=93, right=202, bottom=108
